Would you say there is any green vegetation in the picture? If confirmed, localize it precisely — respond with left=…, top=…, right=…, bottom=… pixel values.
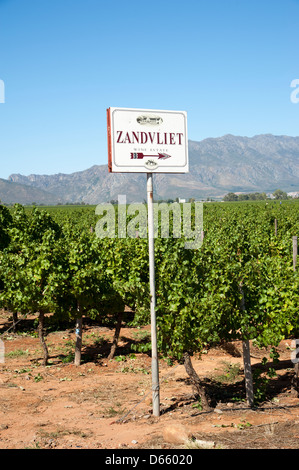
left=223, top=189, right=290, bottom=201
left=1, top=199, right=299, bottom=406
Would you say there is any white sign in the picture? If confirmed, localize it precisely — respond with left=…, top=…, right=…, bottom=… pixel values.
left=107, top=107, right=188, bottom=173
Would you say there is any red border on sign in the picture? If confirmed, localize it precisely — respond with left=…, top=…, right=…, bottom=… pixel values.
left=107, top=108, right=112, bottom=173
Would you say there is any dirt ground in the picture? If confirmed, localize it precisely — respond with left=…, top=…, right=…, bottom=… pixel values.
left=0, top=310, right=299, bottom=450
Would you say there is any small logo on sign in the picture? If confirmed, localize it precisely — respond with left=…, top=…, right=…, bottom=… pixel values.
left=137, top=115, right=163, bottom=126
left=145, top=159, right=158, bottom=169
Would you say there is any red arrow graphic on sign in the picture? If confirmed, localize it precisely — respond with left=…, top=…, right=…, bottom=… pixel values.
left=130, top=152, right=171, bottom=160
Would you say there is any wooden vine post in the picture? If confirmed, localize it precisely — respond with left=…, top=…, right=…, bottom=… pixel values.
left=108, top=312, right=123, bottom=360
left=293, top=236, right=297, bottom=272
left=74, top=303, right=83, bottom=366
left=239, top=284, right=254, bottom=407
left=293, top=236, right=299, bottom=393
left=38, top=310, right=49, bottom=366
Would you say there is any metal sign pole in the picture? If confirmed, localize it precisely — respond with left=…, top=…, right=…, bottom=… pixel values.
left=147, top=172, right=160, bottom=417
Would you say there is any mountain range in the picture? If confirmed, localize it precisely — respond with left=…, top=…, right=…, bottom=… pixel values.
left=2, top=133, right=299, bottom=205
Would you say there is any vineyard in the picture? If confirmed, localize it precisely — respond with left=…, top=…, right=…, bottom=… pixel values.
left=1, top=199, right=299, bottom=449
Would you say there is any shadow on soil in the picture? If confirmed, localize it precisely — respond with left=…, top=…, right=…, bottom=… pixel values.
left=2, top=313, right=298, bottom=412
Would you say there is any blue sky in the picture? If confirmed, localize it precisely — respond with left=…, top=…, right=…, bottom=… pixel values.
left=0, top=0, right=299, bottom=178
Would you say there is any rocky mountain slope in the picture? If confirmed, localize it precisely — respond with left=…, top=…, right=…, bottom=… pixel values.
left=0, top=178, right=61, bottom=205
left=4, top=134, right=299, bottom=204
